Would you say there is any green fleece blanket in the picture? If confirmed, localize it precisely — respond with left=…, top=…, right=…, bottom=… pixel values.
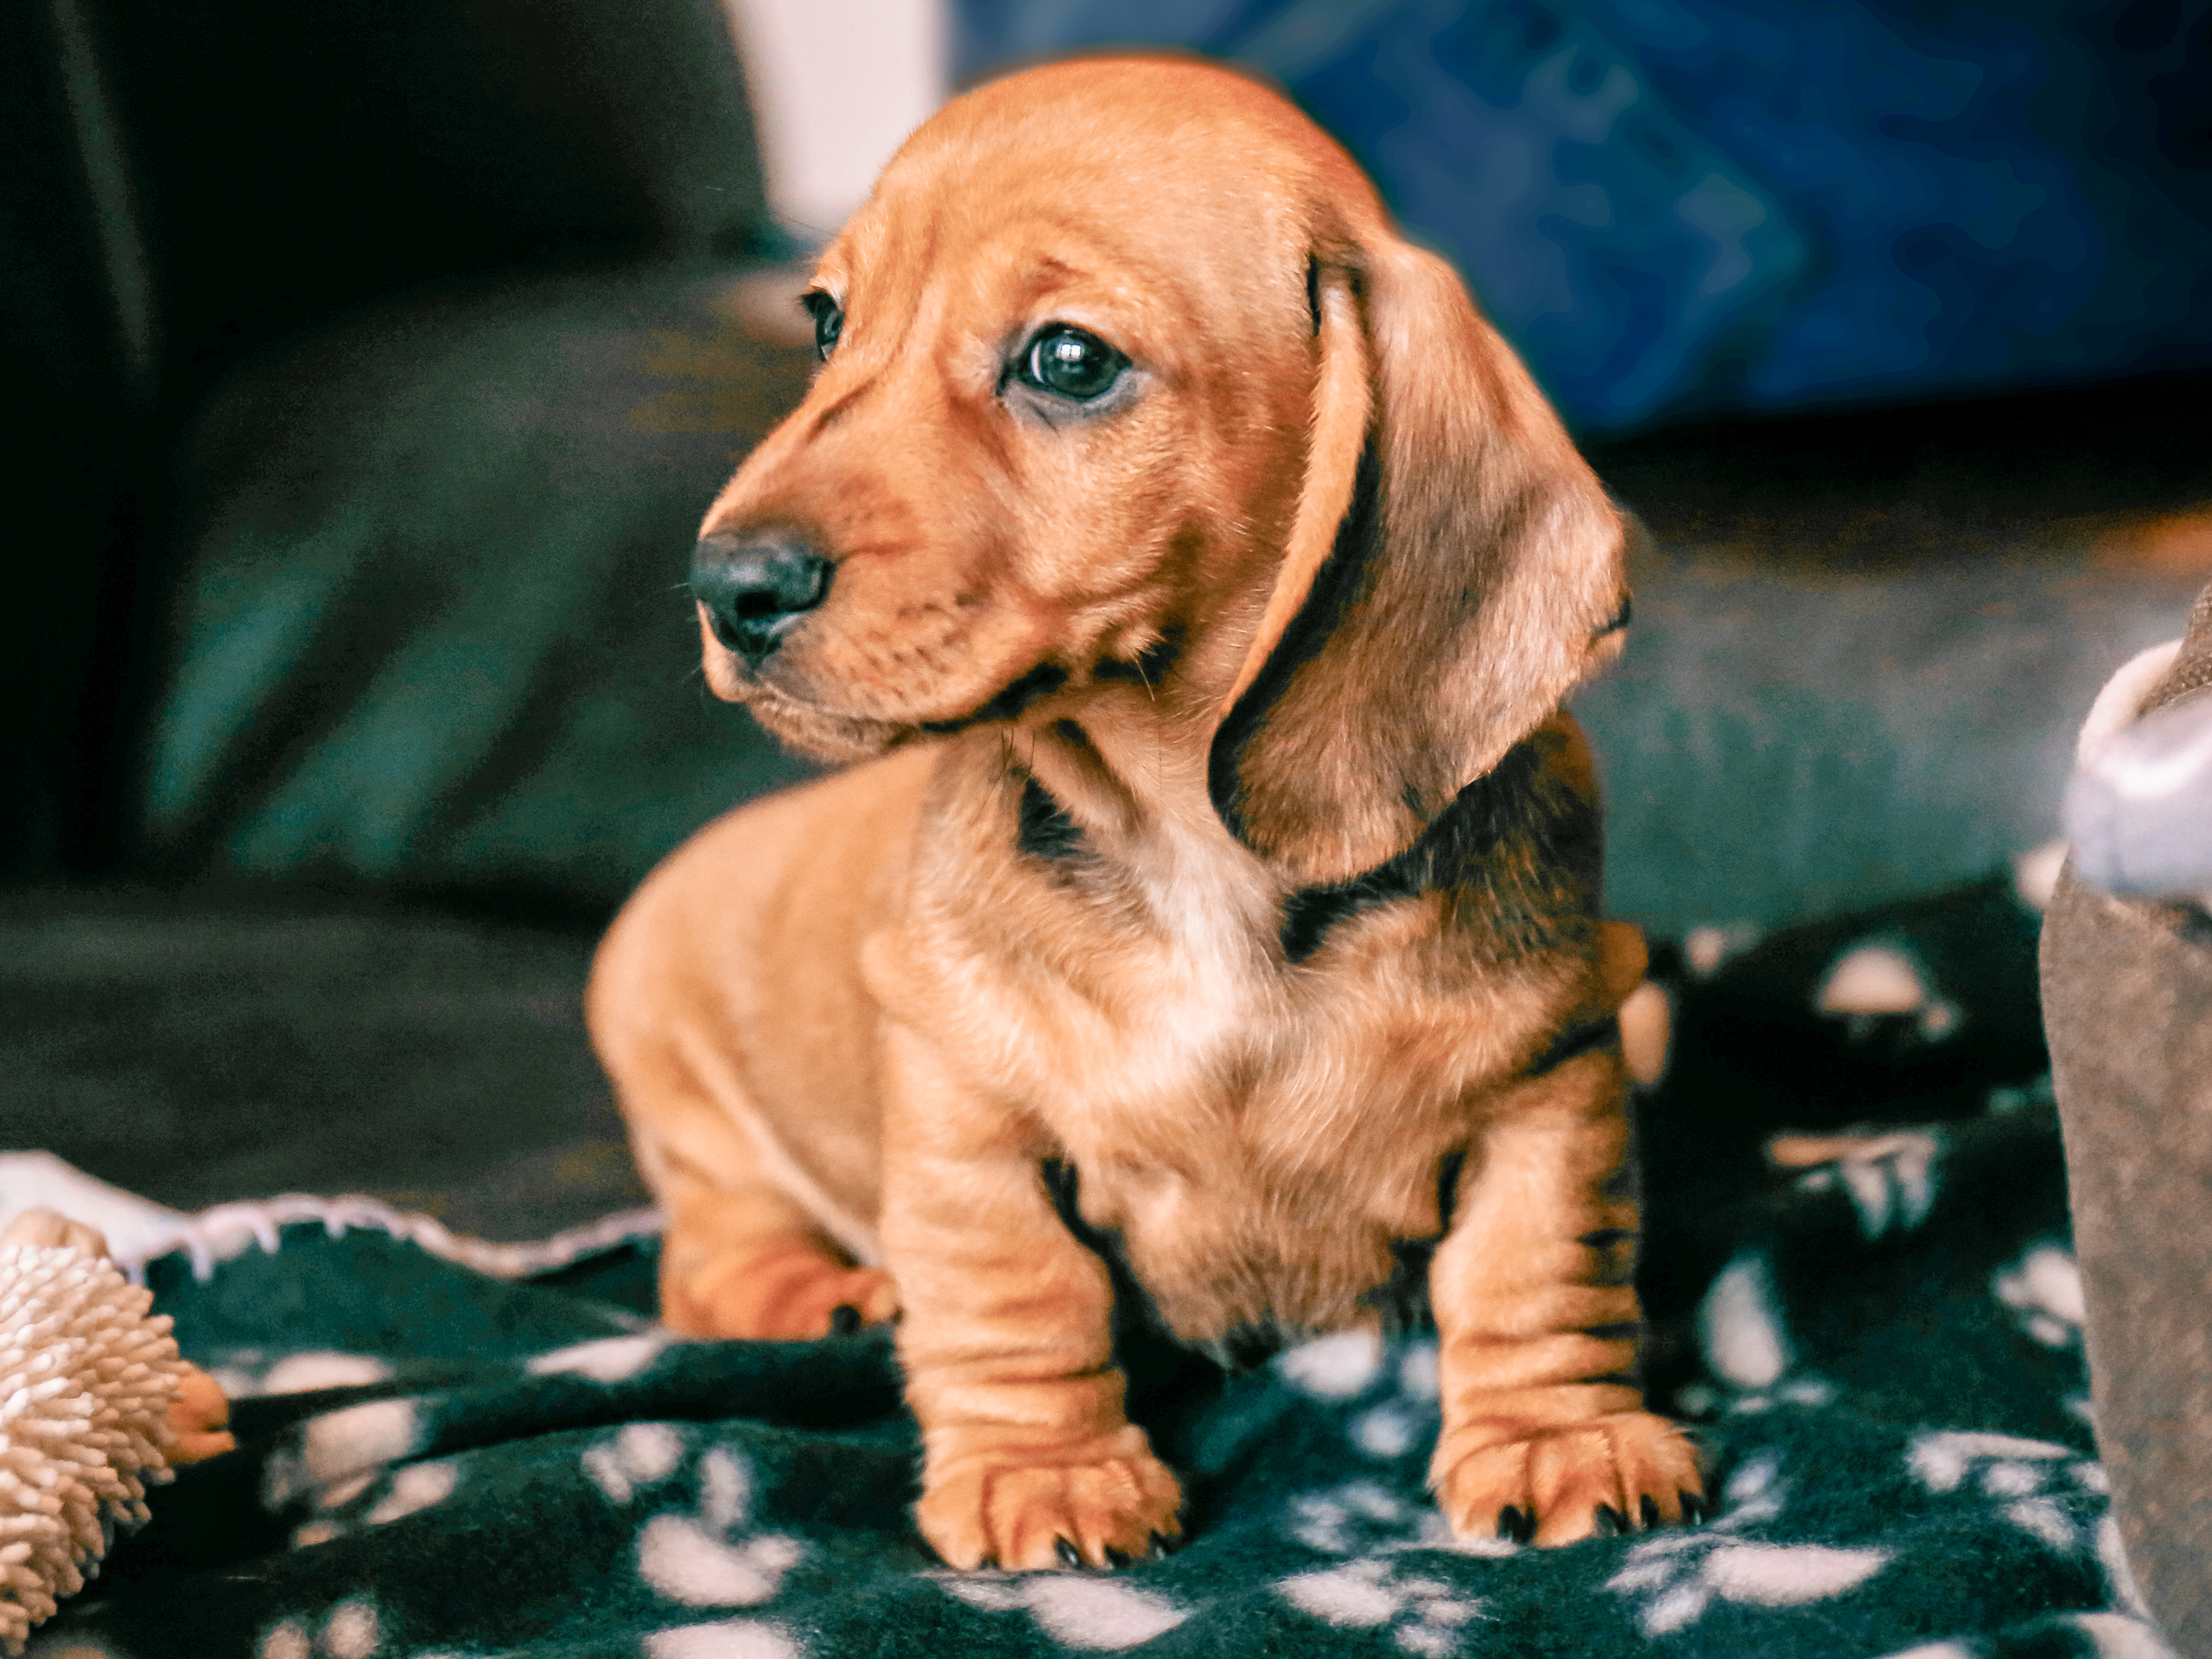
left=25, top=886, right=2168, bottom=1659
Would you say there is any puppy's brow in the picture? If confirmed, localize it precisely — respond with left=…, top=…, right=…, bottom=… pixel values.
left=995, top=253, right=1091, bottom=317
left=1005, top=244, right=1141, bottom=315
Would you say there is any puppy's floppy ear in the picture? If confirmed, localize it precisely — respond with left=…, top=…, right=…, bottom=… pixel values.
left=1209, top=235, right=1631, bottom=887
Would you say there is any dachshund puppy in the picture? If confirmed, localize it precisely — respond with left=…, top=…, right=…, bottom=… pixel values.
left=588, top=55, right=1701, bottom=1567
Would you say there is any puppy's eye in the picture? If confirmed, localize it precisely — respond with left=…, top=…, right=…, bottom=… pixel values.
left=1018, top=325, right=1126, bottom=401
left=801, top=290, right=843, bottom=362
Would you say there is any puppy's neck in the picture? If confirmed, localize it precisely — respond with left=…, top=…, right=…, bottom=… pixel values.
left=1007, top=679, right=1251, bottom=877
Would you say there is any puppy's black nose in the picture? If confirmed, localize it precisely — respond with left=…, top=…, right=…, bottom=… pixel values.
left=690, top=533, right=832, bottom=667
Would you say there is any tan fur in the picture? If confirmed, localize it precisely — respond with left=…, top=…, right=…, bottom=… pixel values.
left=588, top=55, right=1698, bottom=1568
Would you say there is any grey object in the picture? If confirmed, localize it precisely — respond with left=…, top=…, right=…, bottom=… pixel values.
left=2043, top=578, right=2212, bottom=1655
left=2067, top=681, right=2212, bottom=905
left=8, top=0, right=775, bottom=877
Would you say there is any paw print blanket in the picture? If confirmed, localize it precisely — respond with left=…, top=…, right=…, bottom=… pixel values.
left=15, top=881, right=2171, bottom=1659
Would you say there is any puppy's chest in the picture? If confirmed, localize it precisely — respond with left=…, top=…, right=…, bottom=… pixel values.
left=901, top=737, right=1599, bottom=1338
left=971, top=794, right=1576, bottom=1147
left=1050, top=943, right=1495, bottom=1216
left=1030, top=944, right=1495, bottom=1344
left=984, top=837, right=1496, bottom=1127
left=964, top=863, right=1547, bottom=1327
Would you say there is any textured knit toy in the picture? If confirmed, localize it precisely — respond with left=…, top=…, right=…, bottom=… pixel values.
left=0, top=1207, right=232, bottom=1654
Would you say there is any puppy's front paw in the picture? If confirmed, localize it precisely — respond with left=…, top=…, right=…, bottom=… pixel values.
left=919, top=1427, right=1183, bottom=1570
left=662, top=1237, right=899, bottom=1340
left=1433, top=1410, right=1703, bottom=1547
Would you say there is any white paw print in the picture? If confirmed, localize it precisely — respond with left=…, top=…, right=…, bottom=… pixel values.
left=1274, top=1333, right=1444, bottom=1465
left=595, top=1433, right=806, bottom=1613
left=1906, top=1429, right=2106, bottom=1552
left=1690, top=1250, right=1838, bottom=1415
left=934, top=1571, right=1191, bottom=1651
left=1279, top=1556, right=1490, bottom=1654
left=1275, top=1330, right=1385, bottom=1398
left=1992, top=1244, right=2085, bottom=1350
left=1794, top=1130, right=1945, bottom=1240
left=265, top=1396, right=425, bottom=1512
left=1816, top=942, right=1960, bottom=1044
left=1285, top=1482, right=1431, bottom=1556
left=1605, top=1453, right=1887, bottom=1636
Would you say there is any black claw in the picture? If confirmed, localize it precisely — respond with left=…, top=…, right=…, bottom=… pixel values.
left=828, top=1304, right=862, bottom=1336
left=1641, top=1494, right=1662, bottom=1529
left=1105, top=1547, right=1131, bottom=1569
left=1593, top=1504, right=1625, bottom=1537
left=1147, top=1532, right=1175, bottom=1560
left=1680, top=1490, right=1706, bottom=1525
left=1055, top=1537, right=1083, bottom=1570
left=1496, top=1506, right=1535, bottom=1544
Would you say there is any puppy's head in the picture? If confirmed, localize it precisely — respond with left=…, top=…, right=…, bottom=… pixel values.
left=696, top=57, right=1627, bottom=883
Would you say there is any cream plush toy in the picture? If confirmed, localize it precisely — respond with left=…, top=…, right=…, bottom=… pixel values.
left=0, top=1207, right=233, bottom=1653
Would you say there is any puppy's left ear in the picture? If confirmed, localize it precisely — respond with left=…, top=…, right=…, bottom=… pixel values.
left=1209, top=236, right=1630, bottom=887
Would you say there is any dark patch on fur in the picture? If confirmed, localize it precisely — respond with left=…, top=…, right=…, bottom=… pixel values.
left=1362, top=1237, right=1438, bottom=1337
left=1306, top=257, right=1321, bottom=336
left=1208, top=438, right=1384, bottom=849
left=1435, top=1149, right=1467, bottom=1234
left=1093, top=626, right=1184, bottom=687
left=1040, top=1157, right=1152, bottom=1338
left=1037, top=1159, right=1226, bottom=1402
left=1036, top=1154, right=1474, bottom=1376
left=1598, top=592, right=1633, bottom=637
left=1528, top=1012, right=1622, bottom=1075
left=1206, top=1323, right=1294, bottom=1370
left=920, top=662, right=1069, bottom=734
left=1278, top=881, right=1392, bottom=965
left=1351, top=1148, right=1468, bottom=1336
left=1275, top=736, right=1600, bottom=964
left=1015, top=772, right=1085, bottom=863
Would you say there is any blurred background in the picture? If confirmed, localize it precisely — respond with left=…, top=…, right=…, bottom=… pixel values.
left=2, top=0, right=2206, bottom=1229
left=963, top=0, right=2212, bottom=434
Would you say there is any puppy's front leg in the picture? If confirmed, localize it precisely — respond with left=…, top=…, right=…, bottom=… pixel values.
left=1429, top=1038, right=1703, bottom=1547
left=880, top=1024, right=1182, bottom=1570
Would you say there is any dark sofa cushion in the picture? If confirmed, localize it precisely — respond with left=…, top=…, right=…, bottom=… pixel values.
left=88, top=0, right=770, bottom=411
left=1582, top=395, right=2211, bottom=933
left=2, top=0, right=774, bottom=883
left=138, top=266, right=819, bottom=911
left=0, top=890, right=641, bottom=1238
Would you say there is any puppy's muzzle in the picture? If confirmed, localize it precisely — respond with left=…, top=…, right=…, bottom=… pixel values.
left=691, top=533, right=834, bottom=668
